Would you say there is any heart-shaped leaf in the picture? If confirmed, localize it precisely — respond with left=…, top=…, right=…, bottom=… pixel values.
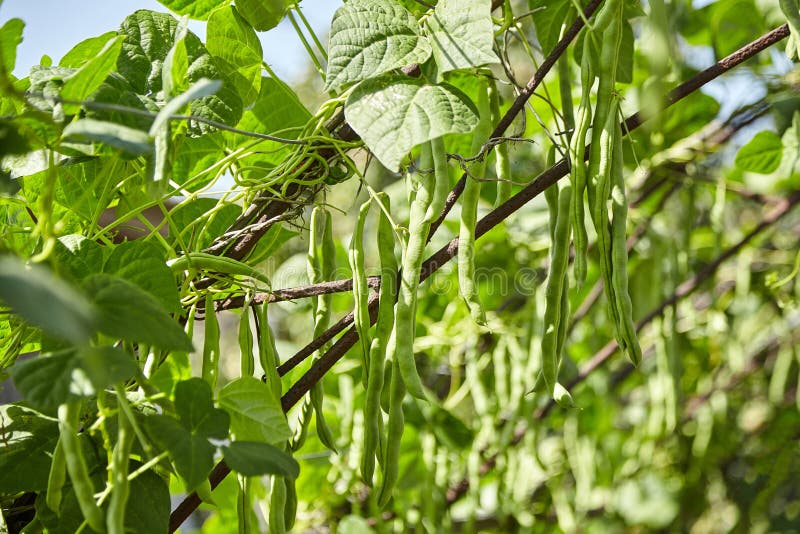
left=222, top=441, right=299, bottom=478
left=423, top=0, right=496, bottom=73
left=345, top=76, right=478, bottom=171
left=325, top=0, right=431, bottom=92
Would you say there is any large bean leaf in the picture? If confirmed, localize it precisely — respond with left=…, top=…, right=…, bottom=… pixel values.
left=325, top=0, right=431, bottom=92
left=345, top=76, right=478, bottom=171
left=423, top=0, right=496, bottom=73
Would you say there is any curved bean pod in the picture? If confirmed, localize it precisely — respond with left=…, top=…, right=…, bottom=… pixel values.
left=107, top=388, right=135, bottom=534
left=349, top=200, right=372, bottom=371
left=540, top=183, right=573, bottom=396
left=202, top=293, right=220, bottom=390
left=308, top=208, right=337, bottom=451
left=489, top=80, right=512, bottom=206
left=610, top=125, right=643, bottom=365
left=392, top=142, right=436, bottom=399
left=459, top=79, right=492, bottom=325
left=58, top=402, right=105, bottom=533
left=570, top=36, right=595, bottom=287
left=361, top=193, right=397, bottom=483
left=377, top=354, right=406, bottom=507
left=45, top=439, right=66, bottom=512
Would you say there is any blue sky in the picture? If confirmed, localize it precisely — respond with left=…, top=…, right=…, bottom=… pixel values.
left=1, top=0, right=338, bottom=82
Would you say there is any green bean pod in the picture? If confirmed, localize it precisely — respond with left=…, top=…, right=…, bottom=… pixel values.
left=45, top=438, right=66, bottom=512
left=489, top=80, right=512, bottom=206
left=594, top=110, right=623, bottom=335
left=392, top=141, right=436, bottom=399
left=236, top=475, right=251, bottom=534
left=284, top=476, right=298, bottom=531
left=202, top=293, right=220, bottom=390
left=58, top=402, right=105, bottom=533
left=349, top=200, right=372, bottom=372
left=256, top=301, right=282, bottom=400
left=557, top=37, right=575, bottom=132
left=459, top=79, right=492, bottom=325
left=540, top=183, right=572, bottom=397
left=308, top=208, right=337, bottom=451
left=377, top=355, right=406, bottom=507
left=587, top=0, right=623, bottom=212
left=588, top=0, right=626, bottom=344
left=609, top=125, right=643, bottom=365
left=426, top=136, right=449, bottom=225
left=268, top=476, right=287, bottom=534
left=107, top=388, right=135, bottom=534
left=290, top=400, right=313, bottom=452
left=570, top=36, right=595, bottom=288
left=361, top=193, right=397, bottom=484
left=555, top=270, right=570, bottom=364
left=238, top=303, right=255, bottom=378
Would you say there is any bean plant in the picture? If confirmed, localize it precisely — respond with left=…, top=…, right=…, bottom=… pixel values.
left=1, top=0, right=800, bottom=532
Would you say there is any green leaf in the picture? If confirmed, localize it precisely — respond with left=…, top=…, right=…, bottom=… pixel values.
left=174, top=378, right=230, bottom=439
left=150, top=350, right=192, bottom=398
left=103, top=238, right=182, bottom=313
left=83, top=273, right=193, bottom=352
left=235, top=77, right=310, bottom=135
left=117, top=10, right=181, bottom=95
left=735, top=130, right=783, bottom=174
left=423, top=0, right=496, bottom=73
left=116, top=10, right=242, bottom=131
left=10, top=350, right=93, bottom=412
left=83, top=72, right=159, bottom=131
left=0, top=18, right=24, bottom=75
left=171, top=132, right=225, bottom=190
left=226, top=77, right=311, bottom=180
left=144, top=414, right=216, bottom=490
left=222, top=441, right=299, bottom=477
left=0, top=404, right=59, bottom=492
left=59, top=32, right=119, bottom=68
left=711, top=0, right=762, bottom=58
left=149, top=77, right=222, bottom=136
left=53, top=235, right=105, bottom=281
left=78, top=345, right=138, bottom=389
left=0, top=118, right=32, bottom=158
left=234, top=0, right=290, bottom=31
left=163, top=20, right=189, bottom=98
left=154, top=0, right=229, bottom=20
left=345, top=76, right=479, bottom=171
left=218, top=376, right=292, bottom=444
left=0, top=256, right=95, bottom=345
left=530, top=0, right=571, bottom=55
left=62, top=119, right=152, bottom=156
left=206, top=5, right=263, bottom=107
left=182, top=37, right=243, bottom=132
left=325, top=0, right=431, bottom=92
left=119, top=468, right=171, bottom=533
left=60, top=35, right=125, bottom=113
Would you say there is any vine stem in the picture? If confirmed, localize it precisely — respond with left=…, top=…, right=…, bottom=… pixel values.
left=168, top=23, right=791, bottom=534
